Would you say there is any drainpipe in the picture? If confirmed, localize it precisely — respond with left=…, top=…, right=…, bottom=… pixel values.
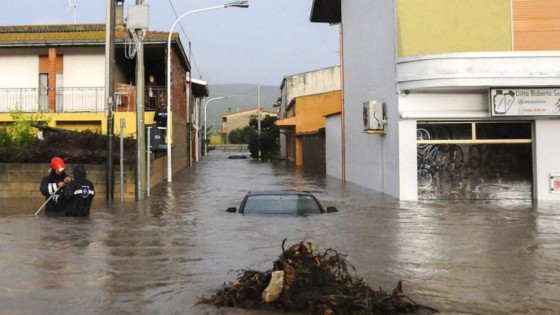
left=339, top=22, right=346, bottom=182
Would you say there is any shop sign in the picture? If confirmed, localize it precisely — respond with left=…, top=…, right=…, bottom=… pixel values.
left=550, top=173, right=560, bottom=194
left=490, top=88, right=560, bottom=117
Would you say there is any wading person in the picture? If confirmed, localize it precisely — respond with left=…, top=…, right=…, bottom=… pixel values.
left=61, top=164, right=95, bottom=217
left=39, top=157, right=72, bottom=214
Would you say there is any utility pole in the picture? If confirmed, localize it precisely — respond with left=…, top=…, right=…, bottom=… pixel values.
left=133, top=0, right=147, bottom=200
left=105, top=0, right=116, bottom=201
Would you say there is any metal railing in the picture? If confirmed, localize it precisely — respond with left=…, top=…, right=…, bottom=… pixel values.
left=0, top=87, right=105, bottom=113
left=0, top=86, right=166, bottom=113
left=145, top=86, right=166, bottom=111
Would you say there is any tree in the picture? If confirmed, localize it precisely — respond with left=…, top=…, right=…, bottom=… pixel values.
left=227, top=115, right=280, bottom=160
left=228, top=127, right=253, bottom=144
left=248, top=115, right=280, bottom=160
left=3, top=108, right=50, bottom=147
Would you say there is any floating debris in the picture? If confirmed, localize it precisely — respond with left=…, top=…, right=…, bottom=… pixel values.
left=198, top=239, right=438, bottom=314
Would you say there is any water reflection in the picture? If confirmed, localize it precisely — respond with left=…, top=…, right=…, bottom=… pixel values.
left=0, top=152, right=559, bottom=314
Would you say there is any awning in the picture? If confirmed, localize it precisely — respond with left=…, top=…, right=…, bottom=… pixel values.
left=276, top=116, right=296, bottom=127
left=187, top=78, right=209, bottom=98
left=310, top=0, right=341, bottom=23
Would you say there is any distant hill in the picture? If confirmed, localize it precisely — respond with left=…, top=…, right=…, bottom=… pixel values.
left=204, top=84, right=280, bottom=132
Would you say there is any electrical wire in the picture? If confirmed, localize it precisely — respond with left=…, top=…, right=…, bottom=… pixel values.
left=124, top=31, right=138, bottom=59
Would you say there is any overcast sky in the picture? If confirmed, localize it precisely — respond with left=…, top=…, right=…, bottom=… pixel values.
left=1, top=0, right=340, bottom=87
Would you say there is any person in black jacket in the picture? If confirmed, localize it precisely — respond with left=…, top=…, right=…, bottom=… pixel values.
left=153, top=101, right=168, bottom=143
left=39, top=157, right=73, bottom=214
left=61, top=164, right=95, bottom=217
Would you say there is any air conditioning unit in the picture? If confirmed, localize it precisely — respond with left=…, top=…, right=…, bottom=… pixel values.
left=362, top=100, right=385, bottom=131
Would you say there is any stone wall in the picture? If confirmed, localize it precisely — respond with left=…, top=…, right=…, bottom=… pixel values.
left=0, top=156, right=170, bottom=201
left=0, top=163, right=134, bottom=200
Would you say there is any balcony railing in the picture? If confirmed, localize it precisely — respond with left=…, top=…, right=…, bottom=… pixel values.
left=0, top=86, right=166, bottom=113
left=0, top=87, right=105, bottom=113
left=145, top=86, right=166, bottom=111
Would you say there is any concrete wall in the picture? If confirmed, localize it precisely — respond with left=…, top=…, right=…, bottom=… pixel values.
left=326, top=114, right=342, bottom=179
left=282, top=66, right=341, bottom=103
left=342, top=0, right=400, bottom=198
left=534, top=120, right=560, bottom=201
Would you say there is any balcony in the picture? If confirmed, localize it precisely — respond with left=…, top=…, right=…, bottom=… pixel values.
left=0, top=86, right=166, bottom=113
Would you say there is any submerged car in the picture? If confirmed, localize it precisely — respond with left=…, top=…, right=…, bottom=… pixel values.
left=226, top=191, right=338, bottom=215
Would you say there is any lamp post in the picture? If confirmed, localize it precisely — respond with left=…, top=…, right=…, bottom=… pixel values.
left=203, top=96, right=225, bottom=155
left=166, top=0, right=249, bottom=182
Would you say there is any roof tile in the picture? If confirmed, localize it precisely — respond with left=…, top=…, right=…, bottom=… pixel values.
left=0, top=24, right=174, bottom=43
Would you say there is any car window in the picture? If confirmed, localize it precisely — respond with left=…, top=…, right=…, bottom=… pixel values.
left=243, top=195, right=322, bottom=215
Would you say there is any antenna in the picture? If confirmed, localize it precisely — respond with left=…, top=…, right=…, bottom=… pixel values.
left=67, top=0, right=78, bottom=24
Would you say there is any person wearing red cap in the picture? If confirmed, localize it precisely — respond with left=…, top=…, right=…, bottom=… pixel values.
left=39, top=157, right=73, bottom=214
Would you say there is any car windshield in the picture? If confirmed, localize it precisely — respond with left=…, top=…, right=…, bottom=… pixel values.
left=242, top=194, right=322, bottom=215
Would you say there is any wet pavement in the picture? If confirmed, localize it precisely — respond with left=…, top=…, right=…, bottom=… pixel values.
left=0, top=151, right=559, bottom=314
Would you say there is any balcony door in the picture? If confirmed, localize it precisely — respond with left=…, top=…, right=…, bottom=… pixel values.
left=56, top=74, right=63, bottom=112
left=38, top=73, right=64, bottom=112
left=39, top=74, right=48, bottom=112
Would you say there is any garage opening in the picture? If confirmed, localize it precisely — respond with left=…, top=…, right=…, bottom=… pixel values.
left=416, top=121, right=532, bottom=200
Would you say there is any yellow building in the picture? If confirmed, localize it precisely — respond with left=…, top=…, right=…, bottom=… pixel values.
left=276, top=66, right=341, bottom=171
left=0, top=2, right=210, bottom=180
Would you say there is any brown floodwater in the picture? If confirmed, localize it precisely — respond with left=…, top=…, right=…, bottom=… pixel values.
left=0, top=152, right=558, bottom=314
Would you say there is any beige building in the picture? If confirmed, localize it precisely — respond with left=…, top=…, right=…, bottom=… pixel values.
left=221, top=107, right=277, bottom=143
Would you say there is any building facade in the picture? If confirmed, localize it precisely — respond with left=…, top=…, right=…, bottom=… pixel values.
left=311, top=0, right=560, bottom=202
left=276, top=66, right=341, bottom=172
left=0, top=3, right=210, bottom=180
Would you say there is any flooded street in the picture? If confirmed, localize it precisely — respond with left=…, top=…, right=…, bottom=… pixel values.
left=1, top=151, right=559, bottom=314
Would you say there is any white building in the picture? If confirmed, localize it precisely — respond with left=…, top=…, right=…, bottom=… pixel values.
left=310, top=0, right=560, bottom=203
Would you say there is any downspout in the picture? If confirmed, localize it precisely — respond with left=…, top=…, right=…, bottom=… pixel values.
left=188, top=42, right=193, bottom=166
left=339, top=22, right=346, bottom=182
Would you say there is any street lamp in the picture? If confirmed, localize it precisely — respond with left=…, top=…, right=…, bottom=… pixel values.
left=166, top=1, right=249, bottom=182
left=204, top=96, right=225, bottom=155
